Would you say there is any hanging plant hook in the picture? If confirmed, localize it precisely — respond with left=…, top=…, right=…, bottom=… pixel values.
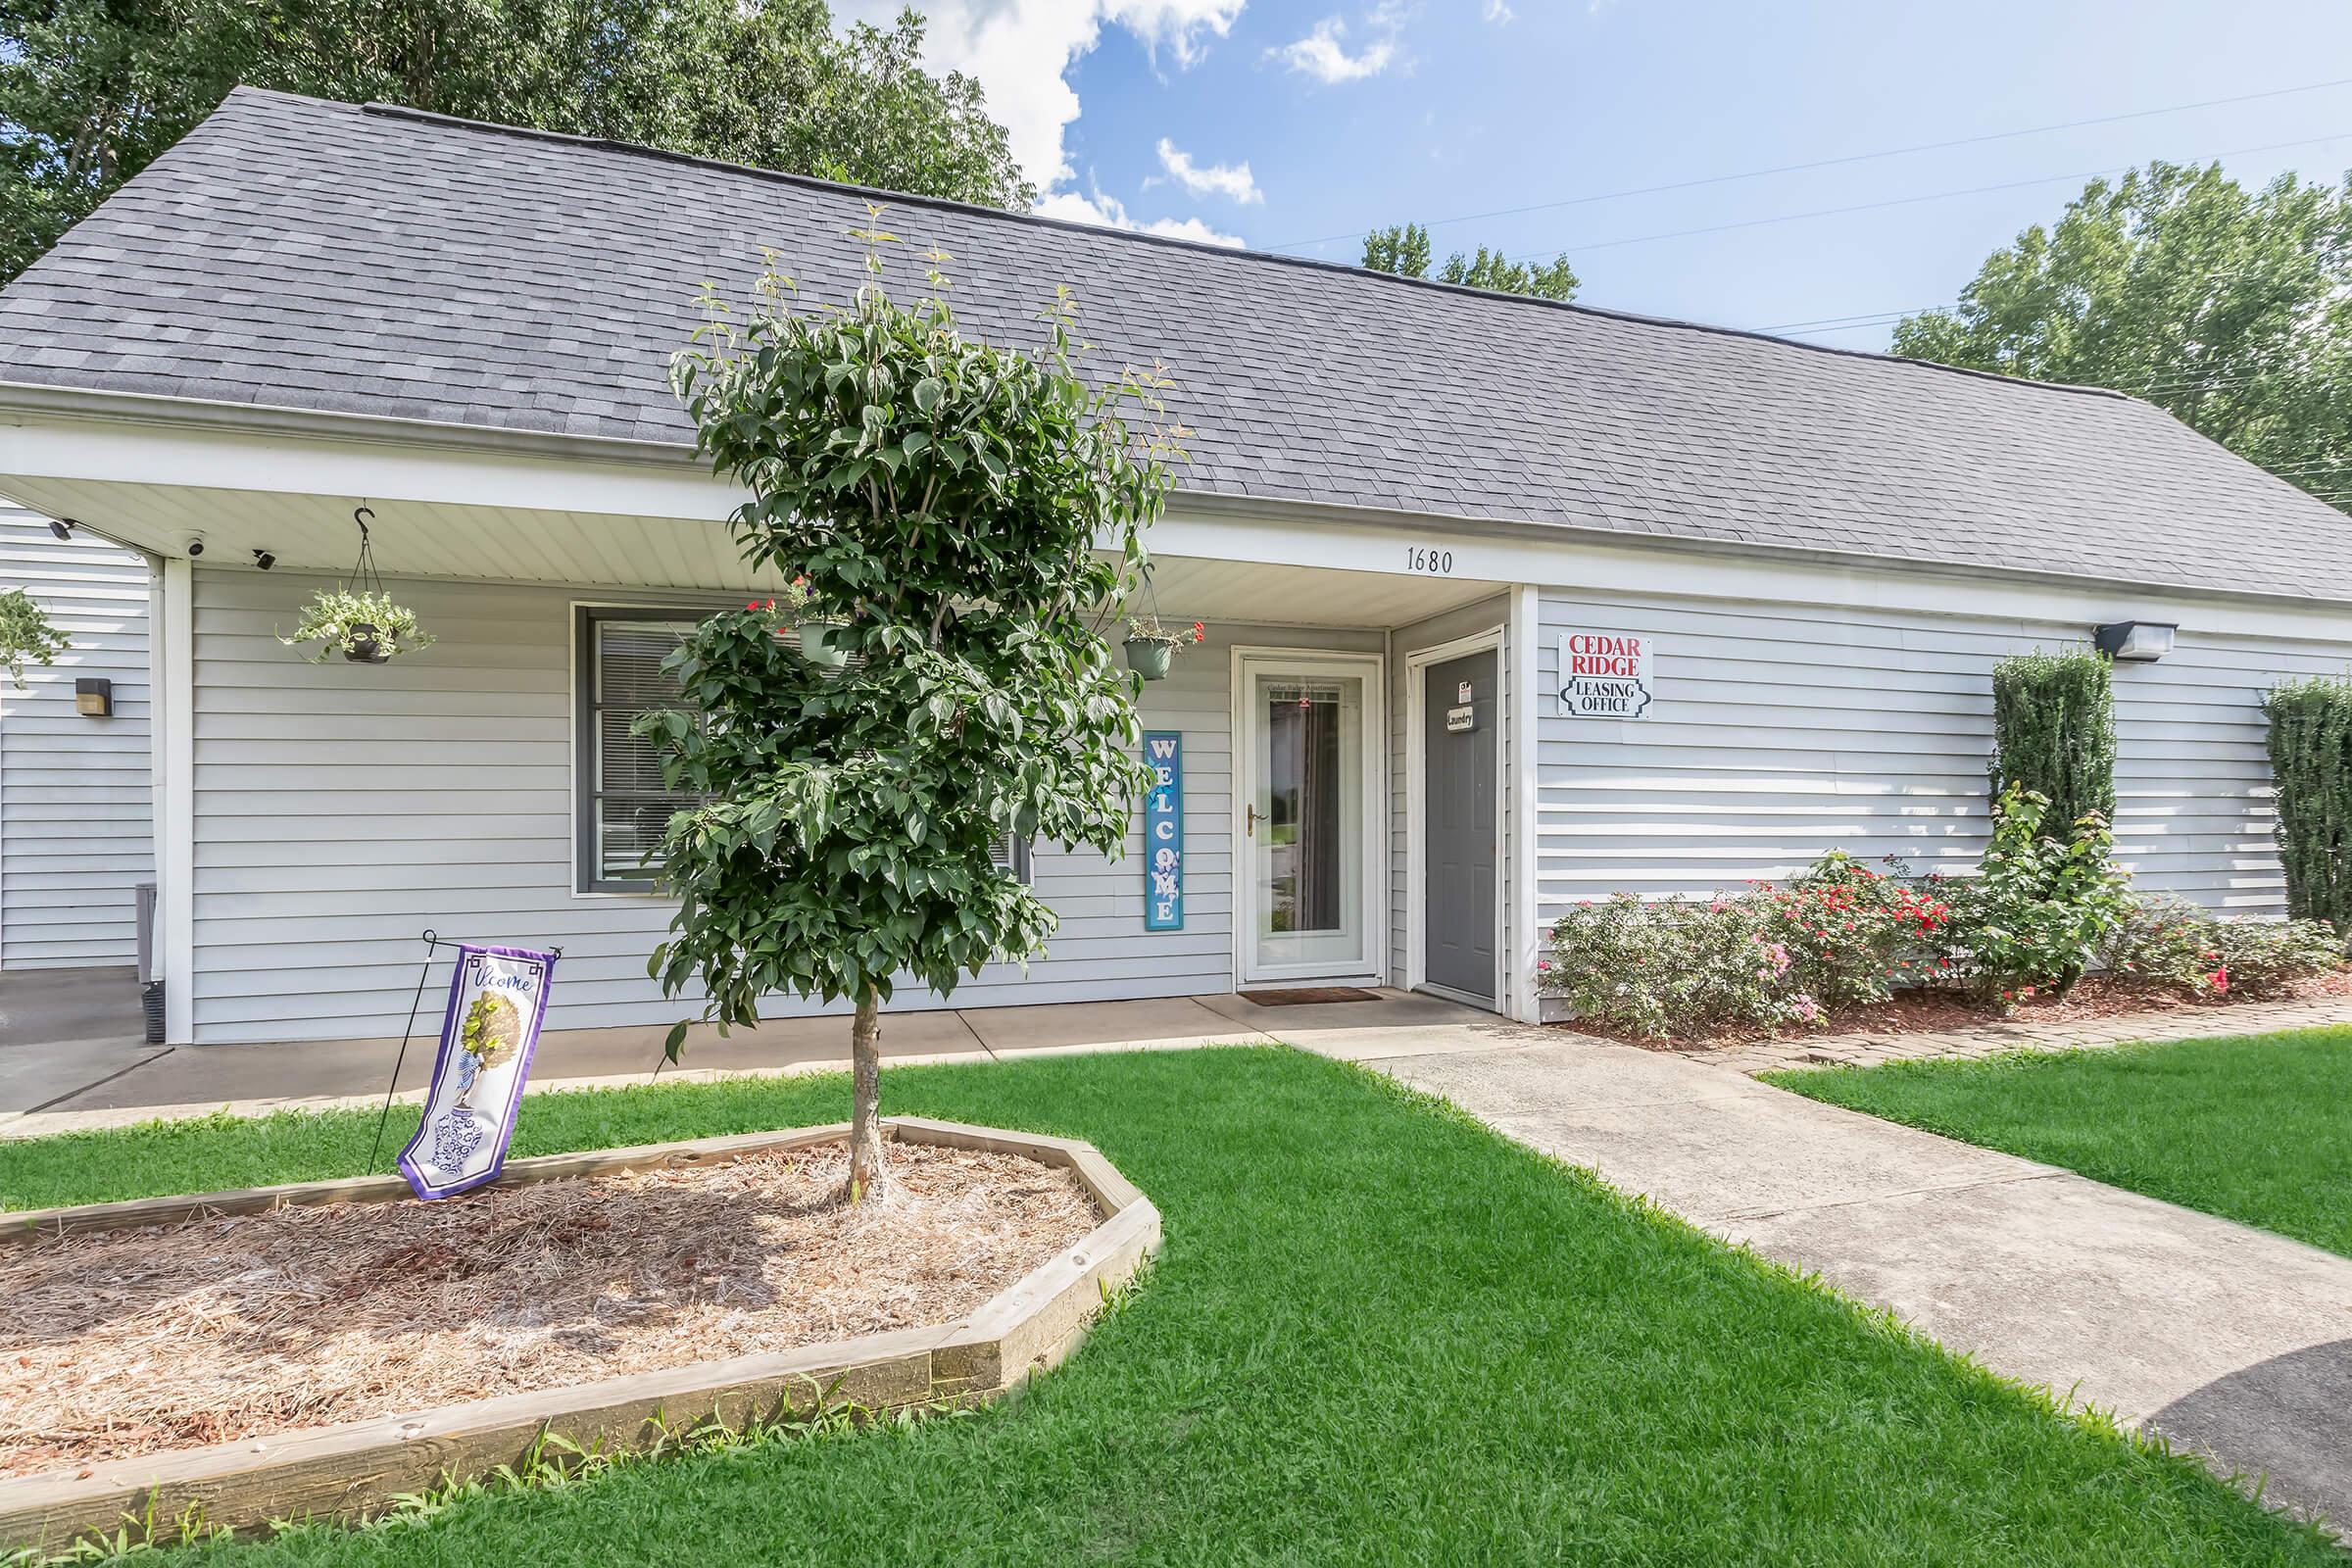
left=276, top=500, right=433, bottom=665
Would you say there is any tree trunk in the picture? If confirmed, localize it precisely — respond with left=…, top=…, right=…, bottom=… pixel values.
left=848, top=989, right=888, bottom=1201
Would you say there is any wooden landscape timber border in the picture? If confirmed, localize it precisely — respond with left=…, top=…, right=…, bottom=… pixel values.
left=0, top=1116, right=1159, bottom=1554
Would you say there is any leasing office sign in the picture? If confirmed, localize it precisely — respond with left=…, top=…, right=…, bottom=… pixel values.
left=1557, top=631, right=1655, bottom=719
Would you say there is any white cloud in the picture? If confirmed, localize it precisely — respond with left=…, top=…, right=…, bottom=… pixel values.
left=1482, top=0, right=1513, bottom=21
left=1036, top=187, right=1248, bottom=247
left=834, top=0, right=1244, bottom=193
left=1154, top=138, right=1262, bottom=204
left=1266, top=13, right=1400, bottom=83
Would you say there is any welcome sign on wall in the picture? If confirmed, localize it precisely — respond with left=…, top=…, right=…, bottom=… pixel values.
left=1558, top=630, right=1656, bottom=720
left=1143, top=731, right=1184, bottom=931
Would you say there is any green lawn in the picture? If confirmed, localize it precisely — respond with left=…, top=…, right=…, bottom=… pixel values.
left=1765, top=1026, right=2352, bottom=1260
left=2, top=1048, right=2338, bottom=1565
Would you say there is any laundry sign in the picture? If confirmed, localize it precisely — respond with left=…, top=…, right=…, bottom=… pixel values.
left=1557, top=630, right=1656, bottom=720
left=399, top=945, right=558, bottom=1200
left=1143, top=731, right=1184, bottom=931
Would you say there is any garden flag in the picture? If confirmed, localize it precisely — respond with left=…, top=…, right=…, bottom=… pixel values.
left=398, top=945, right=558, bottom=1200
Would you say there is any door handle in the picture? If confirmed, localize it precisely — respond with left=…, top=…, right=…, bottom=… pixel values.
left=1247, top=805, right=1258, bottom=838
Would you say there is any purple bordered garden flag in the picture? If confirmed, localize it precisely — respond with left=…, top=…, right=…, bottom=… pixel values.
left=398, top=945, right=559, bottom=1200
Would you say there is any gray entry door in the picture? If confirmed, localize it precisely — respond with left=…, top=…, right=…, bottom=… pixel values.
left=1423, top=650, right=1497, bottom=1004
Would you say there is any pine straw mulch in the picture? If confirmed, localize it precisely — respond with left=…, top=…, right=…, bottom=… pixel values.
left=0, top=1142, right=1098, bottom=1480
left=1574, top=968, right=2352, bottom=1053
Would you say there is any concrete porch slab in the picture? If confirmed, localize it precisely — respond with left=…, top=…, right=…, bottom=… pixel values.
left=1195, top=988, right=1537, bottom=1061
left=958, top=997, right=1257, bottom=1054
left=0, top=967, right=163, bottom=1119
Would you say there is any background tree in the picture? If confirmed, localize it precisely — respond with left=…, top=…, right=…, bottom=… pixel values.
left=1361, top=221, right=1579, bottom=301
left=648, top=234, right=1178, bottom=1198
left=0, top=0, right=1030, bottom=282
left=1893, top=161, right=2352, bottom=512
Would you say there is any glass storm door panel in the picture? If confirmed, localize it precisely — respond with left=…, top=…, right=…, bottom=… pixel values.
left=1244, top=662, right=1371, bottom=977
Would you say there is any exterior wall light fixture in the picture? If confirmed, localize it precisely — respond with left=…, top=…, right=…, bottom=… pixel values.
left=74, top=677, right=114, bottom=717
left=2093, top=621, right=2178, bottom=662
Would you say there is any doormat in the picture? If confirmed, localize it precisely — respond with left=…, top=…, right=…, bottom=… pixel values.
left=1237, top=986, right=1382, bottom=1005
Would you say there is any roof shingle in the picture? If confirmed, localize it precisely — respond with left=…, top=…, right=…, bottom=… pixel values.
left=6, top=87, right=2352, bottom=600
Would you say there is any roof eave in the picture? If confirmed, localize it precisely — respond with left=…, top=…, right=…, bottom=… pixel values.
left=1174, top=488, right=2352, bottom=615
left=0, top=379, right=705, bottom=467
left=6, top=378, right=2346, bottom=615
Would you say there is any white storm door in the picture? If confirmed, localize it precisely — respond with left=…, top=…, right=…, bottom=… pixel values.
left=1236, top=653, right=1383, bottom=983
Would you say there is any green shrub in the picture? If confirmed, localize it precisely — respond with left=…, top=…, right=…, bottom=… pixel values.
left=1940, top=785, right=2131, bottom=1004
left=2264, top=676, right=2352, bottom=928
left=1988, top=648, right=2115, bottom=832
left=2104, top=892, right=2342, bottom=999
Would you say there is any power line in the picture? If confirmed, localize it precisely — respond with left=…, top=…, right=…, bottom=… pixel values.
left=1270, top=75, right=2352, bottom=254
left=1494, top=129, right=2352, bottom=266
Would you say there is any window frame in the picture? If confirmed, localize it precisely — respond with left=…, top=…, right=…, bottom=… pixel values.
left=572, top=605, right=708, bottom=896
left=995, top=832, right=1034, bottom=887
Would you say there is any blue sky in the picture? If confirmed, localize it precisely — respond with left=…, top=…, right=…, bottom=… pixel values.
left=836, top=0, right=2352, bottom=350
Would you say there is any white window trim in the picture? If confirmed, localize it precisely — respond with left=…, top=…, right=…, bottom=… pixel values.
left=1403, top=625, right=1507, bottom=1012
left=569, top=601, right=707, bottom=898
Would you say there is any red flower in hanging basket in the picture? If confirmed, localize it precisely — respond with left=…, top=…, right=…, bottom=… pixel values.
left=1192, top=621, right=1206, bottom=642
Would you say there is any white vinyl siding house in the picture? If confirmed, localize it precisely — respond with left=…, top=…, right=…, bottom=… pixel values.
left=0, top=508, right=154, bottom=970
left=184, top=564, right=1387, bottom=1042
left=1527, top=587, right=2322, bottom=938
left=9, top=88, right=2352, bottom=1047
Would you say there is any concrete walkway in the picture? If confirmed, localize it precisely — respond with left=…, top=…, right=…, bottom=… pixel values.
left=1363, top=1033, right=2352, bottom=1530
left=0, top=974, right=1532, bottom=1139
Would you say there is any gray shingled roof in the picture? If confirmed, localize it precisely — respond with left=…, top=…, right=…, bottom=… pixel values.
left=6, top=86, right=2352, bottom=600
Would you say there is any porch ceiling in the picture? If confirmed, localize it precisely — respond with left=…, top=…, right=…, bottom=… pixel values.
left=1, top=476, right=793, bottom=593
left=1, top=474, right=1505, bottom=629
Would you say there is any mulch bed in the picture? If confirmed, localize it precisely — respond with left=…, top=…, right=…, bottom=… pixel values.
left=1560, top=970, right=2352, bottom=1054
left=0, top=1142, right=1096, bottom=1480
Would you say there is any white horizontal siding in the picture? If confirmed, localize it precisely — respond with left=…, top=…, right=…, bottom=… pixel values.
left=188, top=564, right=1371, bottom=1043
left=0, top=510, right=155, bottom=968
left=1532, top=588, right=2338, bottom=932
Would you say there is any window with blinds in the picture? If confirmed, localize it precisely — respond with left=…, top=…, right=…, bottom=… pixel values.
left=576, top=611, right=709, bottom=892
left=991, top=830, right=1033, bottom=885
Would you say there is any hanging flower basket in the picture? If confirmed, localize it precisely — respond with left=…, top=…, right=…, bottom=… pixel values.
left=1124, top=616, right=1204, bottom=682
left=280, top=589, right=432, bottom=664
left=279, top=508, right=432, bottom=665
left=799, top=617, right=851, bottom=669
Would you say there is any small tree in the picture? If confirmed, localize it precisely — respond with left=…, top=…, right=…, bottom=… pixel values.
left=2264, top=676, right=2352, bottom=930
left=1988, top=648, right=2115, bottom=831
left=0, top=587, right=68, bottom=688
left=646, top=231, right=1178, bottom=1198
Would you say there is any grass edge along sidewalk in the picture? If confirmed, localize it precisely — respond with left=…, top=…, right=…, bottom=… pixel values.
left=1, top=1047, right=2339, bottom=1565
left=1765, top=1025, right=2352, bottom=1262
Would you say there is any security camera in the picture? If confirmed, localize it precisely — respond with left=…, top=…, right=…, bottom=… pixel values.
left=48, top=518, right=74, bottom=541
left=252, top=549, right=276, bottom=571
left=185, top=537, right=206, bottom=558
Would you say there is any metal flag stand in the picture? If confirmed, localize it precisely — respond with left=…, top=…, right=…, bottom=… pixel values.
left=368, top=929, right=564, bottom=1170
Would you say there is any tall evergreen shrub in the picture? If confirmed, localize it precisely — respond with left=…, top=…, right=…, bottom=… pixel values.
left=2264, top=676, right=2352, bottom=928
left=1988, top=649, right=2116, bottom=831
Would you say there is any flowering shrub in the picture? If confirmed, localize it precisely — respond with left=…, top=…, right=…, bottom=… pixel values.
left=1542, top=891, right=1810, bottom=1039
left=1544, top=851, right=1947, bottom=1038
left=1544, top=790, right=2337, bottom=1039
left=1771, top=851, right=1952, bottom=1005
left=2103, top=893, right=2342, bottom=999
left=1937, top=786, right=2131, bottom=1006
